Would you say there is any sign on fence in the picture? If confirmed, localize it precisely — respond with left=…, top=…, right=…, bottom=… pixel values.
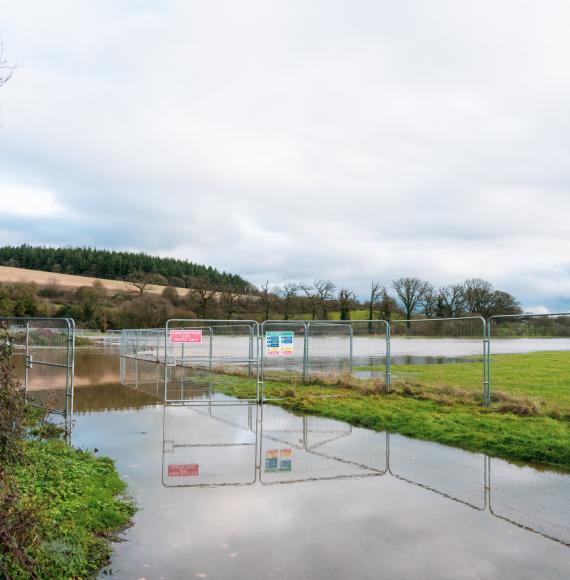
left=265, top=331, right=294, bottom=357
left=169, top=329, right=203, bottom=343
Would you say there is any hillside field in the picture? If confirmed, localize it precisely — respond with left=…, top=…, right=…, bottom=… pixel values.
left=0, top=265, right=191, bottom=297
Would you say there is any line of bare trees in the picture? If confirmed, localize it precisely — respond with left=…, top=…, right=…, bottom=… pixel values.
left=176, top=276, right=522, bottom=322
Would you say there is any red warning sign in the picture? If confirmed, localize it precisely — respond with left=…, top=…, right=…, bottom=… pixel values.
left=169, top=330, right=203, bottom=343
left=168, top=463, right=199, bottom=477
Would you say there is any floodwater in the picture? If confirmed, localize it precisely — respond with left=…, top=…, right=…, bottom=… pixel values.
left=66, top=350, right=570, bottom=580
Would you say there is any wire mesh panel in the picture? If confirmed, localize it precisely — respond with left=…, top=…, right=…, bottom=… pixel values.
left=488, top=314, right=570, bottom=413
left=259, top=405, right=387, bottom=484
left=261, top=321, right=308, bottom=383
left=104, top=329, right=123, bottom=347
left=388, top=433, right=486, bottom=509
left=120, top=356, right=164, bottom=399
left=120, top=328, right=165, bottom=362
left=164, top=320, right=259, bottom=404
left=347, top=320, right=389, bottom=384
left=390, top=317, right=487, bottom=402
left=1, top=317, right=75, bottom=417
left=306, top=322, right=352, bottom=378
left=488, top=457, right=570, bottom=545
left=261, top=320, right=353, bottom=394
left=162, top=403, right=257, bottom=487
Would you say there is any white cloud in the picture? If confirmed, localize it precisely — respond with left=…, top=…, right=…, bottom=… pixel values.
left=0, top=1, right=570, bottom=308
left=0, top=184, right=65, bottom=217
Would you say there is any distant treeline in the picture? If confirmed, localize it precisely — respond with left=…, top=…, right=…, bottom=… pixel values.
left=0, top=245, right=250, bottom=292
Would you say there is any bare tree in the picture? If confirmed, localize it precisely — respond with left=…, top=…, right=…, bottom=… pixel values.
left=126, top=271, right=153, bottom=295
left=301, top=280, right=336, bottom=319
left=276, top=282, right=298, bottom=320
left=377, top=288, right=399, bottom=321
left=367, top=281, right=383, bottom=322
left=190, top=279, right=217, bottom=318
left=463, top=278, right=495, bottom=317
left=220, top=287, right=241, bottom=319
left=492, top=290, right=522, bottom=316
left=437, top=284, right=465, bottom=318
left=393, top=277, right=430, bottom=323
left=0, top=40, right=14, bottom=89
left=259, top=280, right=272, bottom=320
left=419, top=283, right=437, bottom=318
left=337, top=288, right=356, bottom=320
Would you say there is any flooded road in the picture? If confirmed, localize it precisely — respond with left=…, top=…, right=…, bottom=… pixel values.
left=68, top=350, right=570, bottom=579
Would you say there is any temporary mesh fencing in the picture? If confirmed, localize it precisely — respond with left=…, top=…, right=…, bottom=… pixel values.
left=488, top=313, right=570, bottom=411
left=1, top=317, right=75, bottom=419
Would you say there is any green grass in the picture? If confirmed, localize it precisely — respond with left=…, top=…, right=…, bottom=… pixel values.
left=2, top=438, right=134, bottom=578
left=382, top=351, right=570, bottom=412
left=204, top=351, right=570, bottom=470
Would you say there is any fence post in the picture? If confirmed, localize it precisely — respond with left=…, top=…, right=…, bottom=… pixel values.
left=248, top=324, right=253, bottom=378
left=386, top=321, right=391, bottom=392
left=485, top=319, right=491, bottom=406
left=257, top=323, right=263, bottom=403
left=303, top=322, right=310, bottom=382
left=24, top=320, right=30, bottom=396
left=348, top=324, right=354, bottom=374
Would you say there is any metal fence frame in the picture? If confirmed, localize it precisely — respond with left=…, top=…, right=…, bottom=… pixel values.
left=260, top=320, right=390, bottom=398
left=163, top=319, right=261, bottom=405
left=389, top=316, right=489, bottom=403
left=115, top=312, right=570, bottom=409
left=1, top=316, right=75, bottom=418
left=487, top=311, right=570, bottom=406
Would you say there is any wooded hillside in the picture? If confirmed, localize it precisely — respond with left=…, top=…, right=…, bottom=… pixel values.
left=0, top=245, right=250, bottom=291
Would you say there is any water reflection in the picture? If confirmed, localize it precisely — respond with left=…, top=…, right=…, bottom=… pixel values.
left=158, top=399, right=570, bottom=546
left=66, top=351, right=570, bottom=549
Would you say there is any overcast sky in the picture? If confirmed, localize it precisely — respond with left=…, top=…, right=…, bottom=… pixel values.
left=1, top=1, right=570, bottom=311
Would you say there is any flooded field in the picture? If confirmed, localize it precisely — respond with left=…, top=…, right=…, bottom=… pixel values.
left=64, top=350, right=570, bottom=579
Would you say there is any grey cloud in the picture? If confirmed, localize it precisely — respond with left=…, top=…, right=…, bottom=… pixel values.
left=1, top=0, right=570, bottom=309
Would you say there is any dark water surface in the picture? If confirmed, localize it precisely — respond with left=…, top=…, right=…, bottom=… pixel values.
left=68, top=351, right=570, bottom=580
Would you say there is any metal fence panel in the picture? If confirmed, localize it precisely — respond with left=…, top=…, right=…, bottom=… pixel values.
left=306, top=321, right=353, bottom=378
left=164, top=319, right=259, bottom=404
left=488, top=313, right=570, bottom=413
left=389, top=317, right=487, bottom=403
left=1, top=317, right=75, bottom=418
left=261, top=320, right=309, bottom=384
left=120, top=355, right=165, bottom=399
left=345, top=320, right=389, bottom=385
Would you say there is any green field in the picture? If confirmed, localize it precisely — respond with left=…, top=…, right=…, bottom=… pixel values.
left=210, top=350, right=570, bottom=470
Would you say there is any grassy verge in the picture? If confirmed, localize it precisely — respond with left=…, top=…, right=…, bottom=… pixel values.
left=205, top=359, right=570, bottom=469
left=365, top=351, right=570, bottom=413
left=1, top=321, right=134, bottom=579
left=1, top=433, right=134, bottom=579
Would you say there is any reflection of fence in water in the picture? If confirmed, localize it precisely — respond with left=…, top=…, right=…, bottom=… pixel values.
left=160, top=400, right=570, bottom=546
left=162, top=404, right=258, bottom=487
left=388, top=433, right=487, bottom=510
left=488, top=458, right=570, bottom=545
left=260, top=406, right=387, bottom=484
